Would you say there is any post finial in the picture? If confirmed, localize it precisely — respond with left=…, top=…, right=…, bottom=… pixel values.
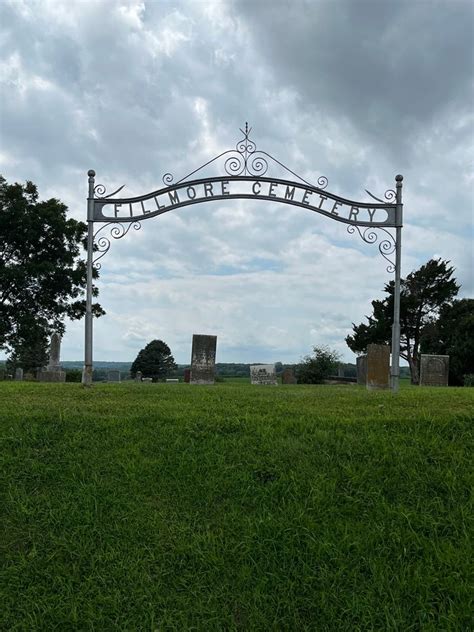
left=395, top=174, right=403, bottom=182
left=88, top=169, right=96, bottom=178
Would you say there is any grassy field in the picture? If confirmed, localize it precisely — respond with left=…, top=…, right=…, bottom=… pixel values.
left=1, top=382, right=472, bottom=631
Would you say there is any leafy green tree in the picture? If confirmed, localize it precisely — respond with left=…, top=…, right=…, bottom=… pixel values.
left=131, top=340, right=177, bottom=381
left=422, top=298, right=474, bottom=385
left=5, top=317, right=49, bottom=374
left=296, top=345, right=341, bottom=384
left=0, top=176, right=104, bottom=363
left=346, top=259, right=459, bottom=384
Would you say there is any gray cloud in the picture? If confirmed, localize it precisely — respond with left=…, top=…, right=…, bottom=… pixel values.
left=0, top=0, right=472, bottom=363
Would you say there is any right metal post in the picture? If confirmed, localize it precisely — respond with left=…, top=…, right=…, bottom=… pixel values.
left=391, top=174, right=403, bottom=393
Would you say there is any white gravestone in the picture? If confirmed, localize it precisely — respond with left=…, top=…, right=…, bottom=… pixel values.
left=250, top=364, right=278, bottom=385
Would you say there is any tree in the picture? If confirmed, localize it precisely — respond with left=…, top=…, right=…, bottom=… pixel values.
left=296, top=345, right=341, bottom=384
left=131, top=340, right=177, bottom=381
left=422, top=298, right=474, bottom=385
left=0, top=176, right=104, bottom=363
left=346, top=259, right=460, bottom=384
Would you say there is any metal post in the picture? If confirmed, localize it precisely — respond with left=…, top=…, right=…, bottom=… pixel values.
left=82, top=169, right=95, bottom=386
left=390, top=174, right=403, bottom=393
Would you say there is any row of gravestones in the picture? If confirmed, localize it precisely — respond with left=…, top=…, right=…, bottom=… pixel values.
left=184, top=335, right=295, bottom=385
left=1, top=333, right=67, bottom=383
left=357, top=344, right=449, bottom=389
left=2, top=334, right=448, bottom=388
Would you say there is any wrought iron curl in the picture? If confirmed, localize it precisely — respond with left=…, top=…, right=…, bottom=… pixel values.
left=94, top=183, right=107, bottom=197
left=317, top=175, right=328, bottom=190
left=347, top=224, right=396, bottom=273
left=92, top=221, right=142, bottom=266
left=93, top=183, right=126, bottom=199
left=224, top=153, right=245, bottom=176
left=162, top=173, right=174, bottom=185
left=384, top=189, right=396, bottom=202
left=236, top=137, right=256, bottom=155
left=247, top=153, right=268, bottom=177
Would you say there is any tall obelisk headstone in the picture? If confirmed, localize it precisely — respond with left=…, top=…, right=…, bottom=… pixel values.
left=366, top=344, right=390, bottom=391
left=38, top=333, right=66, bottom=382
left=190, top=335, right=217, bottom=384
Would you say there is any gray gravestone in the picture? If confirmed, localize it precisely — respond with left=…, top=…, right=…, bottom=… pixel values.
left=38, top=333, right=66, bottom=382
left=250, top=364, right=278, bottom=385
left=166, top=378, right=179, bottom=383
left=356, top=355, right=367, bottom=385
left=135, top=371, right=142, bottom=382
left=15, top=368, right=23, bottom=381
left=190, top=334, right=217, bottom=384
left=337, top=364, right=345, bottom=378
left=420, top=354, right=449, bottom=387
left=48, top=333, right=61, bottom=370
left=366, top=344, right=390, bottom=391
left=281, top=367, right=297, bottom=384
left=107, top=370, right=121, bottom=382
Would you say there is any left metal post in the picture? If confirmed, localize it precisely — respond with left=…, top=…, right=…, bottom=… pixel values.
left=82, top=169, right=95, bottom=386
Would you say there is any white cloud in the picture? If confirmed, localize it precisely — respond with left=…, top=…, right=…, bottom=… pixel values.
left=1, top=0, right=472, bottom=364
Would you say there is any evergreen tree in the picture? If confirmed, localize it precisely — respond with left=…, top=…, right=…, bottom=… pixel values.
left=131, top=340, right=177, bottom=381
left=346, top=259, right=459, bottom=384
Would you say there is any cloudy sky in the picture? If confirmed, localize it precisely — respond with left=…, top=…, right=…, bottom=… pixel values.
left=1, top=0, right=473, bottom=364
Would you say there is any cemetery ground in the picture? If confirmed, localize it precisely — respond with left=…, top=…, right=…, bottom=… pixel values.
left=1, top=383, right=472, bottom=631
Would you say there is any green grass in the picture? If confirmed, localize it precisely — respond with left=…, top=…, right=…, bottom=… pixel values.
left=1, top=382, right=473, bottom=631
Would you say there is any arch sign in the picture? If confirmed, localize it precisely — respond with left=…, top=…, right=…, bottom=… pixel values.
left=82, top=124, right=403, bottom=391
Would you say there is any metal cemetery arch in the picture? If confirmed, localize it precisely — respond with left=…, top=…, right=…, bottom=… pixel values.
left=82, top=125, right=403, bottom=391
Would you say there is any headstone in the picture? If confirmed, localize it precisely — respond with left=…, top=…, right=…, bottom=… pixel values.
left=281, top=367, right=297, bottom=384
left=15, top=368, right=23, bottom=381
left=356, top=355, right=367, bottom=385
left=190, top=334, right=217, bottom=384
left=337, top=364, right=345, bottom=378
left=366, top=344, right=390, bottom=391
left=38, top=333, right=66, bottom=382
left=250, top=364, right=278, bottom=385
left=184, top=368, right=191, bottom=383
left=142, top=377, right=153, bottom=383
left=24, top=372, right=35, bottom=381
left=166, top=378, right=179, bottom=383
left=107, top=370, right=121, bottom=382
left=420, top=354, right=449, bottom=387
left=48, top=333, right=61, bottom=371
left=135, top=371, right=143, bottom=382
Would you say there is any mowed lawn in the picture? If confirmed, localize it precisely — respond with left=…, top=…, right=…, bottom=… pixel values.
left=1, top=382, right=472, bottom=631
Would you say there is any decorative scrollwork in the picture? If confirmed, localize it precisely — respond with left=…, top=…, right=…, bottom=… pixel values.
left=92, top=221, right=141, bottom=266
left=365, top=188, right=397, bottom=204
left=94, top=183, right=106, bottom=197
left=161, top=123, right=327, bottom=189
left=94, top=183, right=126, bottom=199
left=224, top=153, right=245, bottom=176
left=347, top=225, right=396, bottom=273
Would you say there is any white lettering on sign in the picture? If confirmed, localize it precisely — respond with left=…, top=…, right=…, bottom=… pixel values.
left=96, top=178, right=396, bottom=226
